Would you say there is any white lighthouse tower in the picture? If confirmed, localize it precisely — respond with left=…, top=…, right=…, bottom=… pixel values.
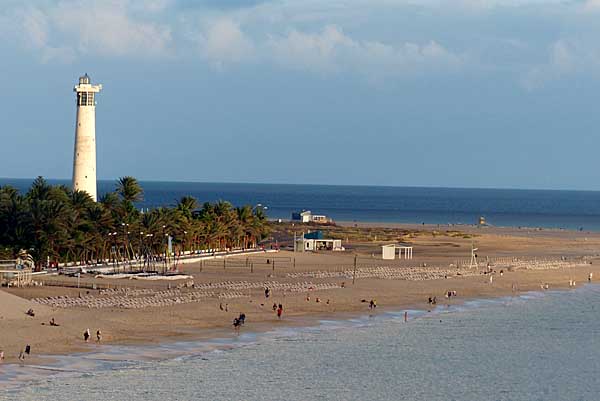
left=72, top=74, right=102, bottom=201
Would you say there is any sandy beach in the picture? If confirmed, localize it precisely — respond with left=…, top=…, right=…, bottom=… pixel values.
left=1, top=224, right=599, bottom=368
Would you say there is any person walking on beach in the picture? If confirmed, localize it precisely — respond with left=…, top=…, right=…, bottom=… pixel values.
left=589, top=273, right=593, bottom=283
left=233, top=317, right=242, bottom=331
left=0, top=350, right=4, bottom=363
left=96, top=330, right=102, bottom=342
left=84, top=328, right=90, bottom=342
left=277, top=304, right=283, bottom=319
left=265, top=287, right=271, bottom=298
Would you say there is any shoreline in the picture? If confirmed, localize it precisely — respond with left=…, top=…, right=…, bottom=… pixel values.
left=3, top=222, right=600, bottom=392
left=1, top=264, right=596, bottom=391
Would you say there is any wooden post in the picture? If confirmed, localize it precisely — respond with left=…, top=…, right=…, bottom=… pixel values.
left=352, top=255, right=357, bottom=285
left=293, top=258, right=296, bottom=269
left=251, top=262, right=254, bottom=273
left=272, top=259, right=275, bottom=272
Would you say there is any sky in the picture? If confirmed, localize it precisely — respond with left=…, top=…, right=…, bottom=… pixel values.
left=1, top=0, right=600, bottom=190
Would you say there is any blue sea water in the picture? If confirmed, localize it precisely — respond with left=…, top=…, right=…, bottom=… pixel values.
left=3, top=285, right=600, bottom=401
left=3, top=178, right=600, bottom=230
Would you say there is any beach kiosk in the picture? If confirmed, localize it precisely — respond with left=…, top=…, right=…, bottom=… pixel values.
left=295, top=231, right=343, bottom=252
left=381, top=244, right=413, bottom=260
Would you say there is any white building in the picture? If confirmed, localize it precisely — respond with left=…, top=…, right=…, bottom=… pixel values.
left=381, top=244, right=413, bottom=260
left=295, top=238, right=343, bottom=252
left=291, top=210, right=332, bottom=223
left=72, top=74, right=102, bottom=201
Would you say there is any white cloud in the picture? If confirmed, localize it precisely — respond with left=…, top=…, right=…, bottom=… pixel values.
left=267, top=25, right=354, bottom=73
left=57, top=2, right=172, bottom=58
left=266, top=25, right=461, bottom=76
left=4, top=1, right=173, bottom=62
left=582, top=0, right=600, bottom=11
left=522, top=39, right=600, bottom=90
left=5, top=0, right=599, bottom=88
left=198, top=18, right=255, bottom=66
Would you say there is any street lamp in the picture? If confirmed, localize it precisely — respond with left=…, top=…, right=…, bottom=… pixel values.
left=183, top=231, right=188, bottom=255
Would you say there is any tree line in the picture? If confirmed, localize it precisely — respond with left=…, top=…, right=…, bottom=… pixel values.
left=0, top=176, right=270, bottom=267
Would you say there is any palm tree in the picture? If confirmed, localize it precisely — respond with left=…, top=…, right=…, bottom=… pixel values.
left=0, top=177, right=271, bottom=266
left=177, top=196, right=198, bottom=219
left=117, top=176, right=143, bottom=203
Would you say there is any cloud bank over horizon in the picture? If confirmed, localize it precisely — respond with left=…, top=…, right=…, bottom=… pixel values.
left=3, top=0, right=599, bottom=86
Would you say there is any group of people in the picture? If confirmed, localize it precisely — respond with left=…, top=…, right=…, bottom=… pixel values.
left=232, top=313, right=246, bottom=329
left=83, top=328, right=102, bottom=342
left=272, top=303, right=284, bottom=319
left=369, top=299, right=377, bottom=309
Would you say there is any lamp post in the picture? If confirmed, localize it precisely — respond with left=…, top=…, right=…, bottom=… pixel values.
left=183, top=231, right=188, bottom=255
left=146, top=233, right=154, bottom=271
left=107, top=232, right=118, bottom=270
left=112, top=231, right=119, bottom=268
left=121, top=223, right=130, bottom=263
left=139, top=231, right=144, bottom=271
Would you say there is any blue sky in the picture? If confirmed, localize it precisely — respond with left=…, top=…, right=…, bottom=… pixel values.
left=1, top=0, right=599, bottom=189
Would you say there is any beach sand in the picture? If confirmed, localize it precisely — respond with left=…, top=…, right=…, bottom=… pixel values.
left=1, top=225, right=599, bottom=366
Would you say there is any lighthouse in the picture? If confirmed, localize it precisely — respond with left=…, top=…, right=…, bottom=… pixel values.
left=72, top=74, right=102, bottom=201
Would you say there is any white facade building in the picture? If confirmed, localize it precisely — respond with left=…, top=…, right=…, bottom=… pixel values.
left=381, top=244, right=413, bottom=260
left=72, top=74, right=102, bottom=201
left=295, top=238, right=343, bottom=252
left=291, top=210, right=332, bottom=223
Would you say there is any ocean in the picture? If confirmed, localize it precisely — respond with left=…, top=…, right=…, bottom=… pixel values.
left=3, top=178, right=600, bottom=230
left=3, top=285, right=599, bottom=401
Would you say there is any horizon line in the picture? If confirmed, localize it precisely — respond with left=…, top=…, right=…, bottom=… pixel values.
left=1, top=176, right=600, bottom=194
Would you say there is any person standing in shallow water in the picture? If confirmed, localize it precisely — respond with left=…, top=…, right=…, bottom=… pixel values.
left=277, top=304, right=283, bottom=319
